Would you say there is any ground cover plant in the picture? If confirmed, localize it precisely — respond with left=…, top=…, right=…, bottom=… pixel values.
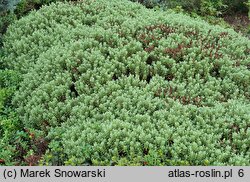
left=1, top=0, right=250, bottom=165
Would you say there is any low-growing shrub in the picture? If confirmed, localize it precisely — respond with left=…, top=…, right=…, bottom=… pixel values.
left=0, top=0, right=70, bottom=48
left=2, top=0, right=250, bottom=165
left=13, top=0, right=68, bottom=18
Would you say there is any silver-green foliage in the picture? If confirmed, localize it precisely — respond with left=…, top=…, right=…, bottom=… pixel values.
left=3, top=0, right=250, bottom=165
left=0, top=0, right=20, bottom=12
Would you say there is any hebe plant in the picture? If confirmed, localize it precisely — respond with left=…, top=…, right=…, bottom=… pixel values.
left=2, top=0, right=250, bottom=165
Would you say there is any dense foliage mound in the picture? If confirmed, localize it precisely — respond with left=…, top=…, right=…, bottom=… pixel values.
left=2, top=0, right=250, bottom=165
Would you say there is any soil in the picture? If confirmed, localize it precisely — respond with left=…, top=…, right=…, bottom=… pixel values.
left=223, top=12, right=249, bottom=38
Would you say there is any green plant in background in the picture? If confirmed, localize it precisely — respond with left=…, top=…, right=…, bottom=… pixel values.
left=0, top=12, right=16, bottom=47
left=0, top=0, right=20, bottom=12
left=170, top=5, right=184, bottom=13
left=3, top=0, right=249, bottom=166
left=130, top=0, right=165, bottom=8
left=138, top=0, right=227, bottom=16
left=246, top=1, right=250, bottom=20
left=0, top=69, right=24, bottom=165
left=129, top=0, right=234, bottom=31
left=131, top=0, right=249, bottom=16
left=200, top=0, right=227, bottom=16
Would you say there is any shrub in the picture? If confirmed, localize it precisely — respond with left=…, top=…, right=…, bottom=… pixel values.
left=3, top=0, right=250, bottom=165
left=0, top=0, right=69, bottom=47
left=13, top=0, right=68, bottom=18
left=0, top=0, right=20, bottom=13
left=0, top=69, right=23, bottom=165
